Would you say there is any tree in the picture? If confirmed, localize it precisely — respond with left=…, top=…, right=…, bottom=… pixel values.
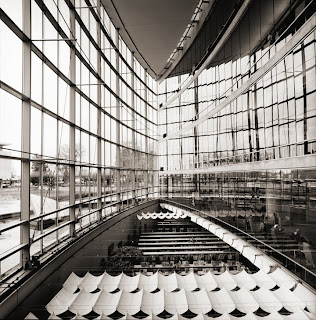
left=31, top=155, right=50, bottom=185
left=101, top=246, right=143, bottom=274
left=31, top=155, right=49, bottom=173
left=59, top=143, right=83, bottom=162
left=58, top=144, right=83, bottom=185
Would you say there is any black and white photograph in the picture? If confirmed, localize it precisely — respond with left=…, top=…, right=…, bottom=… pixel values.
left=0, top=0, right=315, bottom=319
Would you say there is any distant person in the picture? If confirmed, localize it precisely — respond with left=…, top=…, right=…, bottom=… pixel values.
left=291, top=228, right=301, bottom=243
left=264, top=212, right=281, bottom=229
left=259, top=221, right=265, bottom=234
left=246, top=218, right=251, bottom=231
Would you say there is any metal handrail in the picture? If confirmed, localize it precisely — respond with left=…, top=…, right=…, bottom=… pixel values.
left=0, top=244, right=28, bottom=262
left=183, top=139, right=316, bottom=171
left=29, top=184, right=160, bottom=222
left=0, top=220, right=28, bottom=234
left=0, top=191, right=159, bottom=279
left=163, top=199, right=316, bottom=288
left=0, top=199, right=161, bottom=305
left=30, top=193, right=159, bottom=244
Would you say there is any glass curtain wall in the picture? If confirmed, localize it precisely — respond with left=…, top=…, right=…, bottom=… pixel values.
left=0, top=0, right=158, bottom=278
left=158, top=3, right=316, bottom=224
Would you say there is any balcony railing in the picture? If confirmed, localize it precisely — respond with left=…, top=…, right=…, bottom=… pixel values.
left=163, top=199, right=316, bottom=289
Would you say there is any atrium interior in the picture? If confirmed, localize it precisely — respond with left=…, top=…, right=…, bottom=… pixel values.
left=0, top=0, right=316, bottom=319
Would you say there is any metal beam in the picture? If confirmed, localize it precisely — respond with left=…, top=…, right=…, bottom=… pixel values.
left=159, top=0, right=252, bottom=109
left=31, top=38, right=76, bottom=41
left=74, top=6, right=96, bottom=9
left=160, top=154, right=316, bottom=175
left=157, top=0, right=215, bottom=82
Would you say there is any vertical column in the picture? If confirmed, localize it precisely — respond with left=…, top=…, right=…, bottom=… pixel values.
left=69, top=0, right=76, bottom=237
left=96, top=0, right=102, bottom=220
left=301, top=44, right=308, bottom=155
left=55, top=0, right=60, bottom=243
left=178, top=76, right=183, bottom=197
left=130, top=53, right=136, bottom=205
left=40, top=8, right=44, bottom=251
left=165, top=80, right=171, bottom=198
left=21, top=0, right=31, bottom=268
left=144, top=72, right=149, bottom=200
left=179, top=75, right=183, bottom=171
left=253, top=55, right=260, bottom=161
left=247, top=93, right=254, bottom=162
left=115, top=28, right=121, bottom=209
left=193, top=78, right=199, bottom=197
left=194, top=77, right=199, bottom=168
left=154, top=79, right=159, bottom=198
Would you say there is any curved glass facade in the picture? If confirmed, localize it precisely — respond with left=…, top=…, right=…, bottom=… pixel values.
left=158, top=8, right=316, bottom=170
left=158, top=3, right=316, bottom=244
left=0, top=0, right=158, bottom=277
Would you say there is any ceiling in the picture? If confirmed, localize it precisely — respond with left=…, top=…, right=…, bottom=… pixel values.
left=102, top=0, right=200, bottom=79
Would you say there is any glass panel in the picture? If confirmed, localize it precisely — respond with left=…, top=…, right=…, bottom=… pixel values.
left=0, top=0, right=22, bottom=29
left=0, top=90, right=22, bottom=154
left=0, top=22, right=22, bottom=91
left=43, top=65, right=57, bottom=113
